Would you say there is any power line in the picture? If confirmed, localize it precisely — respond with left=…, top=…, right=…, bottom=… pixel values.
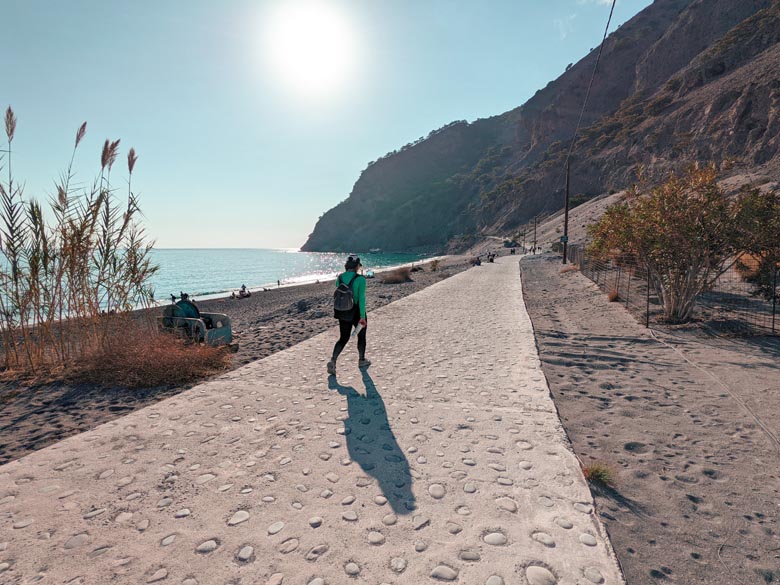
left=563, top=0, right=618, bottom=172
left=560, top=0, right=617, bottom=264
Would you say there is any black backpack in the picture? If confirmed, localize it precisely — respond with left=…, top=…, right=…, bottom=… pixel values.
left=333, top=273, right=361, bottom=320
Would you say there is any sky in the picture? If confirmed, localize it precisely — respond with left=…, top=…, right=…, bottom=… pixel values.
left=3, top=0, right=652, bottom=249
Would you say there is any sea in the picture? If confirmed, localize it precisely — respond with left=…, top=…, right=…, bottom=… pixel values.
left=149, top=249, right=430, bottom=301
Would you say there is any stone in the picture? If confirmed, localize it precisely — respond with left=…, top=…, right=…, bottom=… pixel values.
left=268, top=521, right=285, bottom=535
left=238, top=545, right=254, bottom=561
left=484, top=532, right=507, bottom=545
left=115, top=512, right=133, bottom=523
left=486, top=577, right=504, bottom=585
left=308, top=516, right=323, bottom=528
left=147, top=568, right=168, bottom=583
left=580, top=533, right=597, bottom=546
left=428, top=484, right=446, bottom=499
left=345, top=562, right=360, bottom=575
left=228, top=510, right=250, bottom=526
left=305, top=544, right=329, bottom=561
left=390, top=557, right=407, bottom=573
left=64, top=533, right=89, bottom=550
left=532, top=532, right=555, bottom=547
left=13, top=519, right=33, bottom=528
left=431, top=565, right=459, bottom=581
left=526, top=566, right=556, bottom=585
left=160, top=534, right=176, bottom=546
left=368, top=531, right=385, bottom=545
left=195, top=539, right=218, bottom=553
left=382, top=513, right=397, bottom=526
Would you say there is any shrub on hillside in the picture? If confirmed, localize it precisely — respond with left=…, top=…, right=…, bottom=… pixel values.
left=589, top=164, right=743, bottom=323
left=734, top=189, right=780, bottom=301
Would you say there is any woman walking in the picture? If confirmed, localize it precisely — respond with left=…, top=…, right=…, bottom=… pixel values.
left=327, top=255, right=370, bottom=375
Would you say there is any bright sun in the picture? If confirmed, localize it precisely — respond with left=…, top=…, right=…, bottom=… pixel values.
left=264, top=0, right=358, bottom=98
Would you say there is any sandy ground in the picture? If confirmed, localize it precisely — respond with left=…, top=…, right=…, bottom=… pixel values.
left=0, top=257, right=472, bottom=466
left=520, top=253, right=780, bottom=585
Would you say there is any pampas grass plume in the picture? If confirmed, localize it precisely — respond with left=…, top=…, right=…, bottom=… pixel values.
left=127, top=148, right=138, bottom=174
left=5, top=106, right=16, bottom=142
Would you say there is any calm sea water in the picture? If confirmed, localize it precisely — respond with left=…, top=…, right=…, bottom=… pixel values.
left=149, top=249, right=428, bottom=301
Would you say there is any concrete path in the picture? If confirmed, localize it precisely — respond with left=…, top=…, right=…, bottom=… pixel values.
left=0, top=257, right=623, bottom=585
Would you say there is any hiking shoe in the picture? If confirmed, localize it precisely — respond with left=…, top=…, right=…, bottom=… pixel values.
left=358, top=358, right=371, bottom=368
left=327, top=360, right=336, bottom=376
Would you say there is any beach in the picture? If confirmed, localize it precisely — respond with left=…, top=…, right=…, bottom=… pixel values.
left=0, top=256, right=472, bottom=466
left=0, top=255, right=624, bottom=585
left=520, top=253, right=780, bottom=584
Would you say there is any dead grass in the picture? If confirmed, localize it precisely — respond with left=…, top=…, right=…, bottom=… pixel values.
left=607, top=288, right=620, bottom=302
left=380, top=266, right=413, bottom=284
left=582, top=462, right=615, bottom=486
left=67, top=320, right=231, bottom=388
left=560, top=264, right=580, bottom=274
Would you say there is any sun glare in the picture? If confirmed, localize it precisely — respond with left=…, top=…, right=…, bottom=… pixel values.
left=263, top=0, right=358, bottom=98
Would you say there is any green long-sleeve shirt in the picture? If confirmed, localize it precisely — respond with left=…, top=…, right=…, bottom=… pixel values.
left=335, top=271, right=366, bottom=319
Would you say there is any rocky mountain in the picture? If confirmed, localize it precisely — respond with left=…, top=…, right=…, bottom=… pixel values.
left=302, top=0, right=780, bottom=253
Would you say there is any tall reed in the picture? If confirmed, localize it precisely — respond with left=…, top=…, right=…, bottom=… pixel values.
left=0, top=107, right=159, bottom=374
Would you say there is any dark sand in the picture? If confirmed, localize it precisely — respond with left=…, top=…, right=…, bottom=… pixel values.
left=521, top=254, right=780, bottom=585
left=0, top=257, right=471, bottom=465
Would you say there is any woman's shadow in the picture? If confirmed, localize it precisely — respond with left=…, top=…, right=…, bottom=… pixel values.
left=328, top=370, right=416, bottom=515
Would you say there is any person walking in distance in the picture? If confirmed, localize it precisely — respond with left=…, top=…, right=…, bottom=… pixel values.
left=328, top=256, right=369, bottom=375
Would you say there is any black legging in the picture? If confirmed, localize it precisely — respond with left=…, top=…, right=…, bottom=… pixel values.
left=332, top=315, right=367, bottom=361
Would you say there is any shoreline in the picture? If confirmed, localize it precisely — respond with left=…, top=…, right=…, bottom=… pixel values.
left=153, top=254, right=450, bottom=305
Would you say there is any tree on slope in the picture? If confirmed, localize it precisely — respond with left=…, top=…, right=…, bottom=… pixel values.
left=588, top=164, right=742, bottom=324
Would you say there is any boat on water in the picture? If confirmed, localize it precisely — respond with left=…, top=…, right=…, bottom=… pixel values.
left=368, top=248, right=382, bottom=254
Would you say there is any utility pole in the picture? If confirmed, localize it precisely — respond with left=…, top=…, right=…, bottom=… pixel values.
left=562, top=160, right=571, bottom=264
left=533, top=215, right=538, bottom=254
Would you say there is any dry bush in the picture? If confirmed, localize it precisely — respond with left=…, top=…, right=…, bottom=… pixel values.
left=380, top=267, right=413, bottom=284
left=582, top=462, right=615, bottom=486
left=735, top=252, right=761, bottom=279
left=559, top=264, right=580, bottom=274
left=429, top=259, right=441, bottom=272
left=68, top=319, right=231, bottom=388
left=588, top=164, right=779, bottom=323
left=607, top=288, right=620, bottom=302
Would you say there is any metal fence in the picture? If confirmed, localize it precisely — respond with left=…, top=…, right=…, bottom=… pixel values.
left=567, top=244, right=779, bottom=336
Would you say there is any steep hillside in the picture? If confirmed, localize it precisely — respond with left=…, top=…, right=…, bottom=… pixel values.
left=303, top=0, right=780, bottom=252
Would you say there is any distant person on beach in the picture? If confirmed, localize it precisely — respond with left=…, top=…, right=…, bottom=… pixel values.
left=327, top=255, right=369, bottom=376
left=277, top=279, right=281, bottom=287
